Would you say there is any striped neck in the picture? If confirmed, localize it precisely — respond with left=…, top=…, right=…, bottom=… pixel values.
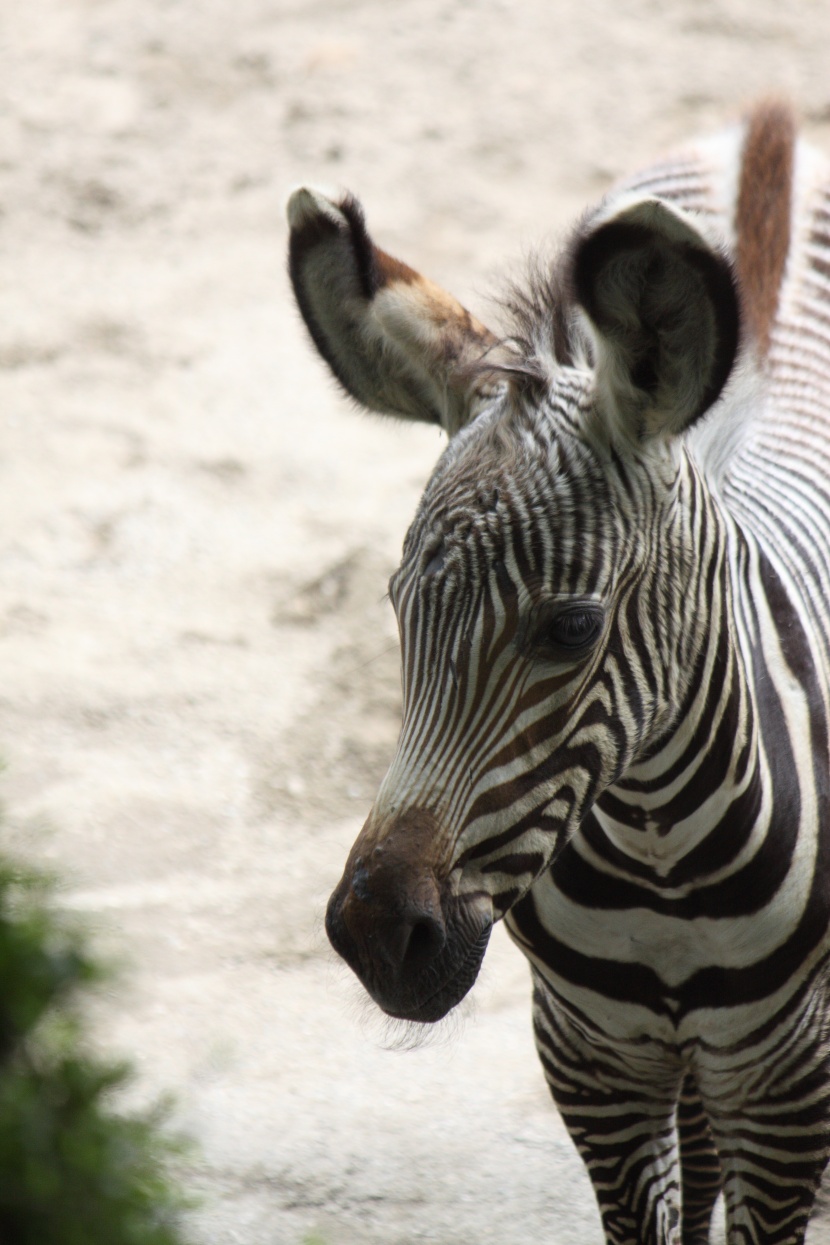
left=590, top=468, right=765, bottom=888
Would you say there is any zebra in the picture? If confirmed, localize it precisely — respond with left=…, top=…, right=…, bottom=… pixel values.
left=287, top=100, right=830, bottom=1244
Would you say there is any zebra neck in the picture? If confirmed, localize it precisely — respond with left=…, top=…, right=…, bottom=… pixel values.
left=590, top=739, right=765, bottom=888
left=591, top=521, right=767, bottom=884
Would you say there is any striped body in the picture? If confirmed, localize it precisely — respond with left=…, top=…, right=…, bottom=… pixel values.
left=289, top=103, right=830, bottom=1244
left=508, top=117, right=830, bottom=1244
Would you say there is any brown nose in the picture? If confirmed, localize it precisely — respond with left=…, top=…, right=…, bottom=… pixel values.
left=324, top=807, right=494, bottom=1023
left=326, top=858, right=447, bottom=984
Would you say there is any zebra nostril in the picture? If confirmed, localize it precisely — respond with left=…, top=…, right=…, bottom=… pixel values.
left=401, top=912, right=446, bottom=971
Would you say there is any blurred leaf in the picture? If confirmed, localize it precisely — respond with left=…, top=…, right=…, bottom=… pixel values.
left=0, top=844, right=193, bottom=1245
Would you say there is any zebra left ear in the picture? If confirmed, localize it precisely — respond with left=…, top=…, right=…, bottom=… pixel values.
left=572, top=197, right=740, bottom=442
left=287, top=187, right=502, bottom=435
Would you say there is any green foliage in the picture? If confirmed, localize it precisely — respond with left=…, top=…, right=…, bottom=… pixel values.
left=0, top=857, right=191, bottom=1245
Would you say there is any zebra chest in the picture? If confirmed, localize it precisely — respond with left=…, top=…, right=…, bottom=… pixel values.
left=504, top=823, right=827, bottom=1049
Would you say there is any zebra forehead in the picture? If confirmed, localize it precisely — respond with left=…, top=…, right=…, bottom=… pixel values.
left=397, top=406, right=632, bottom=589
left=421, top=404, right=577, bottom=509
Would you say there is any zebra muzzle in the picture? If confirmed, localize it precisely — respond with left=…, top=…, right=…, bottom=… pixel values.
left=325, top=822, right=492, bottom=1023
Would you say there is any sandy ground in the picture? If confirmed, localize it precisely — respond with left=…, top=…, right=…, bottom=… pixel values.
left=4, top=3, right=830, bottom=1243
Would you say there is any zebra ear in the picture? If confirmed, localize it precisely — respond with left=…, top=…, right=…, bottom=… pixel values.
left=572, top=196, right=740, bottom=442
left=287, top=187, right=500, bottom=435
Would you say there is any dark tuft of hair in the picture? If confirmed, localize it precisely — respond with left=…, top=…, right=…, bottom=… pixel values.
left=495, top=208, right=601, bottom=382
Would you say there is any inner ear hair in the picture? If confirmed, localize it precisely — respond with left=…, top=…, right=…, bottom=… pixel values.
left=287, top=186, right=501, bottom=434
left=573, top=204, right=740, bottom=441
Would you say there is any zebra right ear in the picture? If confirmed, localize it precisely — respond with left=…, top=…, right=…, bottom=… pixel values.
left=287, top=187, right=500, bottom=436
left=572, top=196, right=741, bottom=444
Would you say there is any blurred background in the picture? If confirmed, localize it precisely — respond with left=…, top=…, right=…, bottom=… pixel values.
left=2, top=2, right=830, bottom=1242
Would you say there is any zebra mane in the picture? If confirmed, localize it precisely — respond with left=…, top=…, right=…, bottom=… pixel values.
left=497, top=218, right=594, bottom=382
left=475, top=208, right=757, bottom=485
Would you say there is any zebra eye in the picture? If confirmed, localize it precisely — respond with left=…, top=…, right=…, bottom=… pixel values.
left=541, top=604, right=604, bottom=655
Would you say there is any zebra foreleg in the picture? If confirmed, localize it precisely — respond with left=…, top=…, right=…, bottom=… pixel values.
left=676, top=1073, right=722, bottom=1245
left=699, top=1011, right=830, bottom=1245
left=532, top=981, right=684, bottom=1245
left=709, top=1105, right=830, bottom=1245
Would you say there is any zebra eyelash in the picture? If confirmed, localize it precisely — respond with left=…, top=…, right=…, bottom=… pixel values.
left=512, top=596, right=607, bottom=663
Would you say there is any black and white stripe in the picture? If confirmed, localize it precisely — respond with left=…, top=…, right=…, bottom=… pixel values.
left=291, top=101, right=830, bottom=1244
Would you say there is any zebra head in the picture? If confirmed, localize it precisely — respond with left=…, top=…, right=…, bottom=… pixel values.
left=288, top=186, right=740, bottom=1024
